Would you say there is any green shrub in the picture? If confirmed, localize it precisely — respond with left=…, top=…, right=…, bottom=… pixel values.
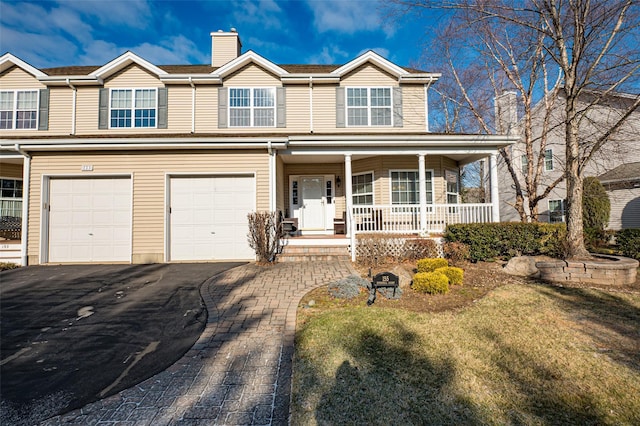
left=435, top=266, right=464, bottom=285
left=444, top=222, right=566, bottom=261
left=442, top=242, right=470, bottom=264
left=617, top=229, right=640, bottom=260
left=412, top=272, right=450, bottom=294
left=417, top=258, right=449, bottom=273
left=583, top=177, right=610, bottom=249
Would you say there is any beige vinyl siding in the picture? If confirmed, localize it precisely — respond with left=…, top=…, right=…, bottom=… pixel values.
left=104, top=65, right=163, bottom=88
left=276, top=156, right=285, bottom=212
left=0, top=67, right=48, bottom=136
left=194, top=86, right=218, bottom=133
left=224, top=64, right=281, bottom=86
left=48, top=86, right=73, bottom=134
left=212, top=36, right=239, bottom=67
left=74, top=87, right=100, bottom=134
left=402, top=84, right=427, bottom=132
left=341, top=64, right=397, bottom=86
left=166, top=85, right=192, bottom=133
left=27, top=150, right=269, bottom=264
left=311, top=85, right=337, bottom=132
left=285, top=85, right=311, bottom=132
left=606, top=187, right=640, bottom=230
left=0, top=162, right=23, bottom=179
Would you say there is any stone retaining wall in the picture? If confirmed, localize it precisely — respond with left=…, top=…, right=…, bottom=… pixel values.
left=536, top=254, right=638, bottom=285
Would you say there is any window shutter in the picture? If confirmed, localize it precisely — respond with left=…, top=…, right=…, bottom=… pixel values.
left=276, top=87, right=286, bottom=128
left=393, top=86, right=403, bottom=127
left=38, top=89, right=49, bottom=130
left=218, top=87, right=228, bottom=128
left=98, top=88, right=109, bottom=129
left=336, top=87, right=345, bottom=128
left=157, top=87, right=168, bottom=129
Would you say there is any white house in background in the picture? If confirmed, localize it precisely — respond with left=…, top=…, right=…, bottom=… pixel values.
left=497, top=89, right=640, bottom=229
left=0, top=29, right=514, bottom=265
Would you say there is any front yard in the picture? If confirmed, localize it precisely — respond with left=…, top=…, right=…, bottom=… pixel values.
left=292, top=262, right=640, bottom=425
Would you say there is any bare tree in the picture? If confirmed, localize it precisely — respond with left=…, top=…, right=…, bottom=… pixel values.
left=390, top=0, right=640, bottom=258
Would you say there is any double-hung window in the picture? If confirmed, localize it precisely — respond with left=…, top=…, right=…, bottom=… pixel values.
left=0, top=178, right=23, bottom=218
left=549, top=199, right=565, bottom=223
left=229, top=88, right=275, bottom=127
left=110, top=88, right=157, bottom=128
left=347, top=87, right=392, bottom=126
left=352, top=172, right=373, bottom=205
left=544, top=149, right=554, bottom=171
left=521, top=154, right=528, bottom=175
left=391, top=171, right=433, bottom=205
left=0, top=90, right=38, bottom=130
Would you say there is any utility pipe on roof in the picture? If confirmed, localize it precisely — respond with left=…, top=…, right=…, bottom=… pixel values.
left=66, top=78, right=77, bottom=135
left=14, top=144, right=30, bottom=266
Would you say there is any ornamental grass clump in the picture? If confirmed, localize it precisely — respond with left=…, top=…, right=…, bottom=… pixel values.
left=412, top=271, right=450, bottom=294
left=435, top=266, right=464, bottom=286
left=417, top=257, right=449, bottom=273
left=327, top=275, right=368, bottom=299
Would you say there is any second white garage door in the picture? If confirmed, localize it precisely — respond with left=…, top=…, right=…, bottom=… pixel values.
left=169, top=175, right=255, bottom=261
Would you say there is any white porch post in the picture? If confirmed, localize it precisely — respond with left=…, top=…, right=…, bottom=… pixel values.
left=489, top=153, right=500, bottom=222
left=268, top=144, right=276, bottom=211
left=418, top=153, right=427, bottom=235
left=344, top=154, right=355, bottom=261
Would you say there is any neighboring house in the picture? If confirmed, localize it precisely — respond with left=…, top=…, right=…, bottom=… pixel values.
left=497, top=89, right=640, bottom=229
left=0, top=29, right=513, bottom=265
left=598, top=162, right=640, bottom=229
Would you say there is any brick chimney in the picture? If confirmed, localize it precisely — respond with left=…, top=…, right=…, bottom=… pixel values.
left=211, top=28, right=242, bottom=67
left=494, top=91, right=518, bottom=136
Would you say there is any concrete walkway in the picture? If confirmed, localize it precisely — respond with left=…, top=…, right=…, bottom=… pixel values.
left=42, top=261, right=355, bottom=425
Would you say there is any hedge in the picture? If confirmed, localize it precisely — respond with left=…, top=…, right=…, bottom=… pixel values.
left=444, top=222, right=566, bottom=262
left=617, top=229, right=640, bottom=260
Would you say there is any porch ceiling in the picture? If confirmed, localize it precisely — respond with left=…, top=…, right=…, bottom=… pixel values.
left=278, top=152, right=490, bottom=165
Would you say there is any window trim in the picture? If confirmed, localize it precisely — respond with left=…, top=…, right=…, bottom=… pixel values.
left=548, top=198, right=565, bottom=223
left=0, top=89, right=39, bottom=130
left=228, top=87, right=276, bottom=128
left=108, top=88, right=158, bottom=129
left=346, top=87, right=393, bottom=127
left=0, top=177, right=23, bottom=217
left=544, top=148, right=554, bottom=171
left=351, top=171, right=375, bottom=205
left=389, top=169, right=434, bottom=206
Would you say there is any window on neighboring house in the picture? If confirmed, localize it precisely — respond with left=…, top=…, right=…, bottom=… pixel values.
left=0, top=90, right=38, bottom=130
left=391, top=170, right=433, bottom=204
left=352, top=172, right=373, bottom=205
left=229, top=88, right=275, bottom=127
left=544, top=149, right=554, bottom=171
left=549, top=199, right=565, bottom=223
left=347, top=87, right=392, bottom=126
left=521, top=154, right=528, bottom=175
left=110, top=88, right=157, bottom=128
left=0, top=178, right=23, bottom=217
left=445, top=170, right=459, bottom=204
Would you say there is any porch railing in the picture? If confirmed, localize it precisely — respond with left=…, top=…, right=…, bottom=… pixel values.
left=350, top=203, right=494, bottom=234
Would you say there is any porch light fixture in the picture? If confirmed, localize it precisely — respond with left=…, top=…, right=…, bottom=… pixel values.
left=336, top=176, right=341, bottom=187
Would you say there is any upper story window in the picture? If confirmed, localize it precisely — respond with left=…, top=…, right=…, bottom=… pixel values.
left=0, top=90, right=38, bottom=130
left=229, top=88, right=275, bottom=127
left=347, top=87, right=391, bottom=126
left=544, top=149, right=554, bottom=171
left=110, top=88, right=157, bottom=128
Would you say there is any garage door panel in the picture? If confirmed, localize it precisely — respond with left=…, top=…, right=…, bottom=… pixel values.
left=170, top=175, right=255, bottom=261
left=48, top=177, right=131, bottom=263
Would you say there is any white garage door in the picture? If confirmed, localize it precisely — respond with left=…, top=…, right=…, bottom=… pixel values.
left=48, top=177, right=132, bottom=263
left=170, top=175, right=255, bottom=261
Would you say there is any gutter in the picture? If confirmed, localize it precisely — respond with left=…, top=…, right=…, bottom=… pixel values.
left=13, top=144, right=30, bottom=266
left=66, top=78, right=77, bottom=135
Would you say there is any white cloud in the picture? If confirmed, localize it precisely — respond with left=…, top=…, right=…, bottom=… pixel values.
left=304, top=0, right=392, bottom=36
left=56, top=0, right=152, bottom=29
left=307, top=45, right=350, bottom=65
left=231, top=0, right=284, bottom=30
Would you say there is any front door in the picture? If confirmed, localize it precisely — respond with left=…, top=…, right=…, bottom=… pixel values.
left=300, top=176, right=325, bottom=229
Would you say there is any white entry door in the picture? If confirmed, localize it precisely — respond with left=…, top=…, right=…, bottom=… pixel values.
left=48, top=177, right=131, bottom=263
left=300, top=177, right=325, bottom=230
left=169, top=175, right=255, bottom=261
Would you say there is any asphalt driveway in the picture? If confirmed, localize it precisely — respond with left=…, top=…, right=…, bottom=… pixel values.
left=0, top=262, right=244, bottom=425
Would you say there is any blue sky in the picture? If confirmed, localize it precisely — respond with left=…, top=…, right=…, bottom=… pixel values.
left=0, top=0, right=445, bottom=69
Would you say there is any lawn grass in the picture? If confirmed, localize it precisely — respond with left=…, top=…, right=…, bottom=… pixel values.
left=292, top=282, right=640, bottom=425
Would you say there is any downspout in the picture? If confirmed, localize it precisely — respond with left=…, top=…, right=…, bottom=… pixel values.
left=189, top=77, right=196, bottom=133
left=424, top=80, right=433, bottom=133
left=309, top=77, right=314, bottom=133
left=15, top=144, right=30, bottom=266
left=66, top=79, right=77, bottom=135
left=267, top=140, right=276, bottom=211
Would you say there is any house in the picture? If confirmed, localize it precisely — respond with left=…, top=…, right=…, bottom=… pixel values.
left=597, top=162, right=640, bottom=229
left=497, top=89, right=640, bottom=229
left=0, top=29, right=514, bottom=265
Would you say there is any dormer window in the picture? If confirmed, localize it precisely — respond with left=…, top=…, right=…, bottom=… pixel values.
left=0, top=90, right=38, bottom=130
left=229, top=88, right=275, bottom=127
left=347, top=87, right=392, bottom=126
left=110, top=88, right=157, bottom=128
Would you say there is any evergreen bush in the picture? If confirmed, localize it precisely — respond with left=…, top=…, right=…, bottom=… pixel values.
left=583, top=177, right=611, bottom=249
left=617, top=229, right=640, bottom=260
left=417, top=258, right=449, bottom=273
left=412, top=272, right=450, bottom=294
left=435, top=266, right=464, bottom=285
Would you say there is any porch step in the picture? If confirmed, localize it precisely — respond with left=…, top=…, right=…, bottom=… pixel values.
left=278, top=244, right=351, bottom=262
